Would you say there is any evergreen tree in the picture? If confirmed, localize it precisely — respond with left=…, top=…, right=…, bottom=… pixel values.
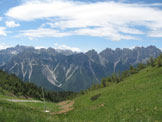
left=137, top=63, right=145, bottom=70
left=0, top=70, right=77, bottom=102
left=129, top=65, right=137, bottom=74
left=147, top=60, right=150, bottom=66
left=160, top=54, right=162, bottom=58
left=150, top=56, right=155, bottom=67
left=106, top=77, right=112, bottom=82
left=129, top=64, right=134, bottom=71
left=101, top=78, right=107, bottom=87
left=157, top=56, right=162, bottom=67
left=121, top=70, right=129, bottom=79
left=111, top=73, right=117, bottom=82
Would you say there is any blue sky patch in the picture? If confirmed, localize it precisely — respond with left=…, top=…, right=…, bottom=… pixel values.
left=0, top=0, right=162, bottom=52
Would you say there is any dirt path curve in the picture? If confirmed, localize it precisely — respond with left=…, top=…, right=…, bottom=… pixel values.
left=52, top=100, right=74, bottom=115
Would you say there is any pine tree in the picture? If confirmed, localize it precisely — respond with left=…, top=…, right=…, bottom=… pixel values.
left=121, top=70, right=129, bottom=79
left=147, top=60, right=150, bottom=66
left=157, top=56, right=162, bottom=67
left=137, top=63, right=145, bottom=70
left=111, top=73, right=117, bottom=82
left=129, top=65, right=137, bottom=74
left=150, top=56, right=155, bottom=67
left=129, top=64, right=134, bottom=71
left=101, top=78, right=107, bottom=87
left=117, top=71, right=122, bottom=82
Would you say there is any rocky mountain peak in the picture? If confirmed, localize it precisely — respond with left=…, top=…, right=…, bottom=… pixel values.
left=0, top=45, right=161, bottom=92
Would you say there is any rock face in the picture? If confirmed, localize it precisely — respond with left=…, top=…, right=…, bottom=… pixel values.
left=0, top=45, right=161, bottom=91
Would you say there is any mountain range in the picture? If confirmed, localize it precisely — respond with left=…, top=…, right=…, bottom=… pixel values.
left=0, top=45, right=161, bottom=91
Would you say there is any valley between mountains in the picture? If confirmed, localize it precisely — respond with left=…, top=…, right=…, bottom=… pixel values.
left=0, top=45, right=161, bottom=91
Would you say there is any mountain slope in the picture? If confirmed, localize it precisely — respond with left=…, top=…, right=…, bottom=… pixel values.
left=0, top=45, right=30, bottom=66
left=1, top=45, right=161, bottom=91
left=1, top=60, right=162, bottom=122
left=0, top=70, right=76, bottom=102
left=66, top=66, right=162, bottom=121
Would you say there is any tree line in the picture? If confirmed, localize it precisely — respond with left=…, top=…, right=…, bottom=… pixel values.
left=81, top=54, right=162, bottom=93
left=1, top=54, right=162, bottom=100
left=0, top=70, right=77, bottom=102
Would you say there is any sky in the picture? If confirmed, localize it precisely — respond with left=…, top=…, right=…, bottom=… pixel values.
left=0, top=0, right=162, bottom=52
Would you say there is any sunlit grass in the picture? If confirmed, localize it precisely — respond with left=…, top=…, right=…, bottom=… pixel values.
left=1, top=66, right=162, bottom=122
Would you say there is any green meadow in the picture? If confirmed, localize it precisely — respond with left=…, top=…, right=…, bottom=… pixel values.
left=1, top=66, right=162, bottom=122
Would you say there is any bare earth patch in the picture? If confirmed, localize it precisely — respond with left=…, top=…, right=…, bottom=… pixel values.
left=90, top=103, right=104, bottom=110
left=52, top=100, right=74, bottom=115
left=58, top=100, right=70, bottom=106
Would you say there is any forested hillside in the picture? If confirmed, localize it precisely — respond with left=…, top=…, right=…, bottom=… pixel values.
left=1, top=54, right=162, bottom=122
left=86, top=54, right=162, bottom=91
left=1, top=45, right=161, bottom=91
left=0, top=70, right=76, bottom=102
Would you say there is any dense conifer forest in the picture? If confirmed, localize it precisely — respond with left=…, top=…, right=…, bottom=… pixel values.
left=0, top=70, right=77, bottom=102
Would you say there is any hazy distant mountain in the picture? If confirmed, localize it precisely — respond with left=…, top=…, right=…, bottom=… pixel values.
left=0, top=45, right=29, bottom=66
left=0, top=45, right=161, bottom=91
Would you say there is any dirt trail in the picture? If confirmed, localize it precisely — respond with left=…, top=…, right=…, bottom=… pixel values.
left=5, top=99, right=42, bottom=103
left=52, top=100, right=74, bottom=115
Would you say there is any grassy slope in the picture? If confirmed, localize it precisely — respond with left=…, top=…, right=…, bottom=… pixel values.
left=59, top=66, right=162, bottom=122
left=1, top=66, right=162, bottom=122
left=0, top=94, right=60, bottom=122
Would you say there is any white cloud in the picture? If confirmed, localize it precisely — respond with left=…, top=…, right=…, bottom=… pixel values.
left=74, top=27, right=138, bottom=41
left=0, top=27, right=7, bottom=36
left=6, top=0, right=162, bottom=40
left=35, top=44, right=81, bottom=52
left=128, top=46, right=137, bottom=50
left=20, top=28, right=71, bottom=38
left=148, top=30, right=162, bottom=37
left=5, top=21, right=20, bottom=28
left=35, top=46, right=47, bottom=49
left=54, top=43, right=81, bottom=52
left=0, top=43, right=10, bottom=50
left=19, top=27, right=136, bottom=41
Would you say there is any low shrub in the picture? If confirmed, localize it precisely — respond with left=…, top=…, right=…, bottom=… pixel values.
left=90, top=94, right=101, bottom=101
